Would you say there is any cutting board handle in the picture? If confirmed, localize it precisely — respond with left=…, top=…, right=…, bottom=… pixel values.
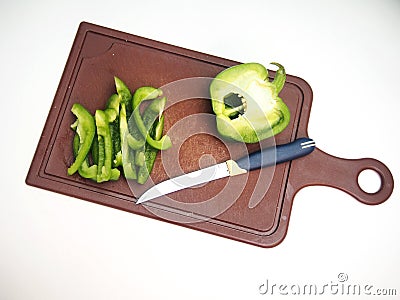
left=289, top=147, right=394, bottom=205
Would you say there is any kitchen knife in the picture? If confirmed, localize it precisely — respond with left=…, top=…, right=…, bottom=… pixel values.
left=136, top=137, right=316, bottom=204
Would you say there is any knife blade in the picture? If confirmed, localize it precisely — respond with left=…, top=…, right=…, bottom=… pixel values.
left=136, top=137, right=316, bottom=204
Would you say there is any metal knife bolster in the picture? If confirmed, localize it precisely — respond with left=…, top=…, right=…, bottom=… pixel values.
left=232, top=137, right=316, bottom=173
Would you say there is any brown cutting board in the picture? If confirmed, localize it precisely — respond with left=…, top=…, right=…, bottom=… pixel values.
left=26, top=22, right=394, bottom=247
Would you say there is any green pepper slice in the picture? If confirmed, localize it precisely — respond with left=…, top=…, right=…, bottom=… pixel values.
left=95, top=110, right=120, bottom=182
left=132, top=87, right=171, bottom=150
left=133, top=96, right=167, bottom=184
left=67, top=103, right=96, bottom=175
left=115, top=77, right=137, bottom=179
left=105, top=93, right=122, bottom=167
left=133, top=95, right=167, bottom=167
left=120, top=102, right=137, bottom=179
left=115, top=76, right=132, bottom=117
left=137, top=114, right=165, bottom=184
left=72, top=133, right=98, bottom=180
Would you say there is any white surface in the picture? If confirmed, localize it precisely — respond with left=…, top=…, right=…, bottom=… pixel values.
left=1, top=0, right=399, bottom=299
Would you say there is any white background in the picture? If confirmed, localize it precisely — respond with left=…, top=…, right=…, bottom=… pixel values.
left=1, top=0, right=399, bottom=299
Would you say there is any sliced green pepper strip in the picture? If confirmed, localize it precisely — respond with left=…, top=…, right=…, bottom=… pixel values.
left=115, top=76, right=132, bottom=117
left=91, top=134, right=99, bottom=165
left=95, top=110, right=120, bottom=182
left=110, top=121, right=122, bottom=167
left=134, top=95, right=167, bottom=167
left=96, top=134, right=106, bottom=180
left=120, top=102, right=137, bottom=180
left=153, top=115, right=165, bottom=140
left=110, top=169, right=120, bottom=181
left=127, top=112, right=146, bottom=150
left=67, top=103, right=96, bottom=175
left=106, top=93, right=120, bottom=114
left=113, top=147, right=122, bottom=167
left=92, top=135, right=119, bottom=181
left=136, top=96, right=167, bottom=184
left=73, top=133, right=98, bottom=180
left=132, top=87, right=171, bottom=150
left=137, top=115, right=164, bottom=184
left=105, top=94, right=122, bottom=167
left=126, top=133, right=145, bottom=150
left=128, top=87, right=161, bottom=150
left=114, top=77, right=137, bottom=179
left=135, top=151, right=145, bottom=167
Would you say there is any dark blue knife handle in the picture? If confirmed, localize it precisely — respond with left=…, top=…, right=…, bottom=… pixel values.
left=235, top=138, right=315, bottom=171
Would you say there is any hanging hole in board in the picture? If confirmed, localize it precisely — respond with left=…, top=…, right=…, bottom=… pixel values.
left=358, top=169, right=382, bottom=194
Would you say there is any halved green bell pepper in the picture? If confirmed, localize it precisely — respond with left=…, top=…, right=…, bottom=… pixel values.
left=209, top=62, right=290, bottom=143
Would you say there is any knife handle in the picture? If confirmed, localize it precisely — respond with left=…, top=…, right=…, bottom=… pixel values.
left=235, top=138, right=316, bottom=171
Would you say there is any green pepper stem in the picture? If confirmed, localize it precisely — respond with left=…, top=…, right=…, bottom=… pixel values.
left=270, top=62, right=286, bottom=94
